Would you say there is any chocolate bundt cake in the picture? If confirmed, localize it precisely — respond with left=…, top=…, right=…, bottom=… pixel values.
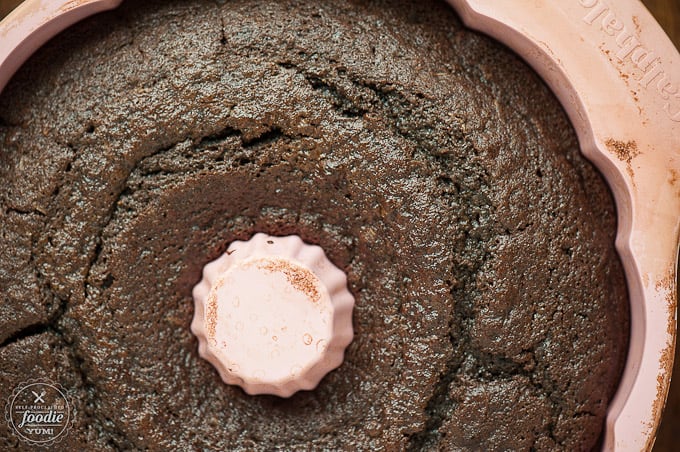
left=0, top=0, right=629, bottom=450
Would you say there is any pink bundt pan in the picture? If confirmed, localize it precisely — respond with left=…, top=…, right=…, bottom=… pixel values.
left=1, top=0, right=678, bottom=450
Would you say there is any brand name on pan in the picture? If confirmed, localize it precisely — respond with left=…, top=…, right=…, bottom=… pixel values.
left=579, top=0, right=680, bottom=122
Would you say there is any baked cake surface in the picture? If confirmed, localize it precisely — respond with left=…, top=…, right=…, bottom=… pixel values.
left=0, top=0, right=629, bottom=450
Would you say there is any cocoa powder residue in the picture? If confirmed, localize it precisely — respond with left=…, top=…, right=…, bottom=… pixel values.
left=648, top=264, right=678, bottom=451
left=605, top=138, right=640, bottom=164
left=257, top=259, right=321, bottom=303
left=206, top=279, right=225, bottom=339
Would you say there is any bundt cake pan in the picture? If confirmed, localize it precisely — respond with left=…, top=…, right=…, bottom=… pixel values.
left=1, top=0, right=678, bottom=450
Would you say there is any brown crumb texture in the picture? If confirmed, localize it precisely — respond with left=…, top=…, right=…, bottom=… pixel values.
left=0, top=0, right=629, bottom=450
